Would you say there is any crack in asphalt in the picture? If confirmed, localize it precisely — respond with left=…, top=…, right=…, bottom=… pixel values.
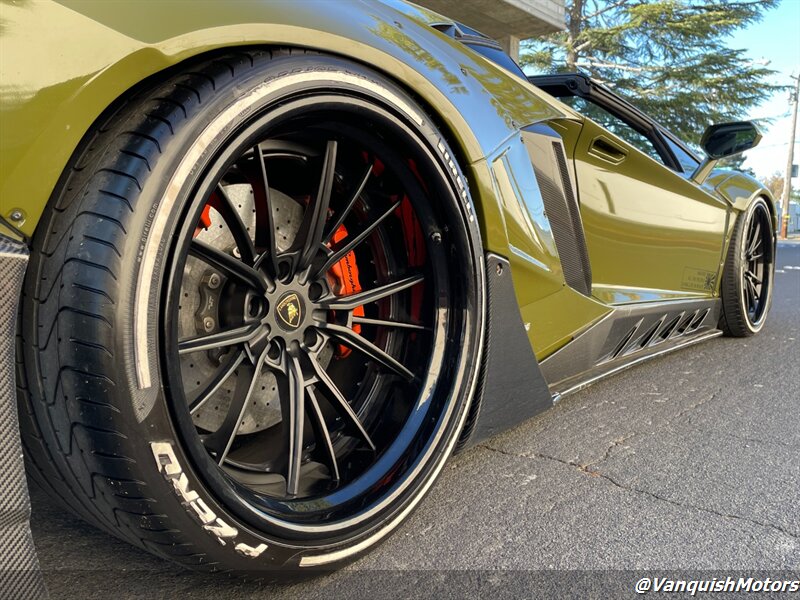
left=673, top=391, right=719, bottom=422
left=590, top=432, right=637, bottom=467
left=478, top=443, right=800, bottom=542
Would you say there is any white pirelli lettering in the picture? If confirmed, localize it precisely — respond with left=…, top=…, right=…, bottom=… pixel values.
left=151, top=442, right=253, bottom=549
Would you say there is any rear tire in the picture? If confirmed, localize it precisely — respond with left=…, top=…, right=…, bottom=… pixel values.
left=719, top=197, right=774, bottom=337
left=18, top=50, right=484, bottom=573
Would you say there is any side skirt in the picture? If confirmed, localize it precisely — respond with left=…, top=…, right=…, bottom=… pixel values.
left=0, top=235, right=47, bottom=598
left=540, top=297, right=722, bottom=397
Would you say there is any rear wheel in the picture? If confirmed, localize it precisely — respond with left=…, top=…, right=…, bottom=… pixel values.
left=719, top=198, right=774, bottom=336
left=18, top=50, right=484, bottom=572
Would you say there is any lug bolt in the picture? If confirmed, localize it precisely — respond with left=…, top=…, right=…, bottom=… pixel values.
left=203, top=317, right=215, bottom=332
left=303, top=329, right=318, bottom=347
left=232, top=247, right=241, bottom=259
left=430, top=231, right=442, bottom=244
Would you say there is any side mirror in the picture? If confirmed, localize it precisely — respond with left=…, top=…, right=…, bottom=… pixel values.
left=691, top=121, right=762, bottom=184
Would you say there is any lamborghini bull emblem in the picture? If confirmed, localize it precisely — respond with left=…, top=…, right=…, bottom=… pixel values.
left=276, top=292, right=303, bottom=330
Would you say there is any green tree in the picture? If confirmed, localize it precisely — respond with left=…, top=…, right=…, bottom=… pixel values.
left=761, top=171, right=784, bottom=197
left=521, top=0, right=781, bottom=146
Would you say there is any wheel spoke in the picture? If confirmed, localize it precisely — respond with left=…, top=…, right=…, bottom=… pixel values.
left=322, top=163, right=373, bottom=246
left=745, top=221, right=756, bottom=251
left=322, top=273, right=424, bottom=311
left=314, top=199, right=402, bottom=279
left=203, top=358, right=262, bottom=466
left=319, top=322, right=415, bottom=382
left=308, top=353, right=375, bottom=450
left=294, top=140, right=337, bottom=274
left=352, top=315, right=429, bottom=331
left=745, top=270, right=762, bottom=286
left=747, top=221, right=762, bottom=256
left=306, top=387, right=340, bottom=483
left=189, top=239, right=266, bottom=290
left=212, top=184, right=257, bottom=266
left=188, top=350, right=246, bottom=414
left=743, top=275, right=757, bottom=312
left=285, top=353, right=306, bottom=497
left=748, top=276, right=760, bottom=304
left=178, top=322, right=261, bottom=355
left=253, top=145, right=280, bottom=276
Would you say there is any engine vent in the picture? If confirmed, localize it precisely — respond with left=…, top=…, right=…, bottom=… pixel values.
left=552, top=142, right=593, bottom=294
left=522, top=126, right=592, bottom=296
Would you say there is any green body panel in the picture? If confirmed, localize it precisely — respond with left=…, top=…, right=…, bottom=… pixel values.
left=0, top=0, right=774, bottom=365
left=569, top=118, right=730, bottom=301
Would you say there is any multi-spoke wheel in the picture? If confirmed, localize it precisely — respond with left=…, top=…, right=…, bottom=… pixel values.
left=19, top=51, right=484, bottom=572
left=168, top=118, right=451, bottom=503
left=720, top=197, right=775, bottom=336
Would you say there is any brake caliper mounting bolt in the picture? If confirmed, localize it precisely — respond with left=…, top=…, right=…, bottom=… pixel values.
left=232, top=247, right=241, bottom=259
left=9, top=209, right=24, bottom=222
left=208, top=273, right=221, bottom=289
left=203, top=317, right=215, bottom=332
left=496, top=263, right=504, bottom=276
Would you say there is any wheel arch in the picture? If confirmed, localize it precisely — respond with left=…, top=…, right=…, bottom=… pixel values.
left=711, top=171, right=778, bottom=229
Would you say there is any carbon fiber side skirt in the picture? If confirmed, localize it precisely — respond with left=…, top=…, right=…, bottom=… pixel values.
left=540, top=297, right=722, bottom=396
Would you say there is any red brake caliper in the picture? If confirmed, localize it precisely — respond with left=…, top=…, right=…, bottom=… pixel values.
left=327, top=224, right=364, bottom=358
left=327, top=157, right=427, bottom=356
left=194, top=193, right=219, bottom=236
left=394, top=193, right=425, bottom=326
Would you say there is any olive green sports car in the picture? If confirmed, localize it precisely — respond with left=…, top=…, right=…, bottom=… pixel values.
left=0, top=0, right=775, bottom=577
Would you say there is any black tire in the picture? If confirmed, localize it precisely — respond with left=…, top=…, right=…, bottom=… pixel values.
left=17, top=50, right=484, bottom=573
left=719, top=197, right=775, bottom=337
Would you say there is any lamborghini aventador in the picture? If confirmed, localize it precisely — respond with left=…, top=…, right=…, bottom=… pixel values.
left=0, top=0, right=775, bottom=575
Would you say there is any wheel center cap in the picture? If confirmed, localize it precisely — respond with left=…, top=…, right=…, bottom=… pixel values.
left=275, top=292, right=304, bottom=331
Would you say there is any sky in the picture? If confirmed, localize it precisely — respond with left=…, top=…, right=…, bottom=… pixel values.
left=730, top=0, right=800, bottom=182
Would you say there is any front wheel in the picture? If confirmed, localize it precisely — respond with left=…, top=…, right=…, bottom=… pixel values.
left=719, top=197, right=775, bottom=336
left=18, top=50, right=484, bottom=572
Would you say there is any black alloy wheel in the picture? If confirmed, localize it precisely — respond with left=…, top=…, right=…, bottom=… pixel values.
left=164, top=107, right=451, bottom=511
left=740, top=202, right=772, bottom=326
left=720, top=197, right=775, bottom=336
left=157, top=66, right=484, bottom=537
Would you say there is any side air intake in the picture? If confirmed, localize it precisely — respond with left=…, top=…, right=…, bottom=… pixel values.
left=522, top=125, right=592, bottom=296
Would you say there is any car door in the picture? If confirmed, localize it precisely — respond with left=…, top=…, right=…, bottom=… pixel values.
left=534, top=77, right=730, bottom=305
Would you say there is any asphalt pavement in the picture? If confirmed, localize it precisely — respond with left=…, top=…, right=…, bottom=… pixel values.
left=29, top=243, right=800, bottom=599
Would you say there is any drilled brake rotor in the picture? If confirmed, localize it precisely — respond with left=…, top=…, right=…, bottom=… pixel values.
left=178, top=183, right=333, bottom=434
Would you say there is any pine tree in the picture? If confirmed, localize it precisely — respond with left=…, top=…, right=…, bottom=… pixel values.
left=522, top=0, right=781, bottom=147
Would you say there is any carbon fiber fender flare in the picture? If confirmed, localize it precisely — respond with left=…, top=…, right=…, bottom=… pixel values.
left=456, top=253, right=554, bottom=451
